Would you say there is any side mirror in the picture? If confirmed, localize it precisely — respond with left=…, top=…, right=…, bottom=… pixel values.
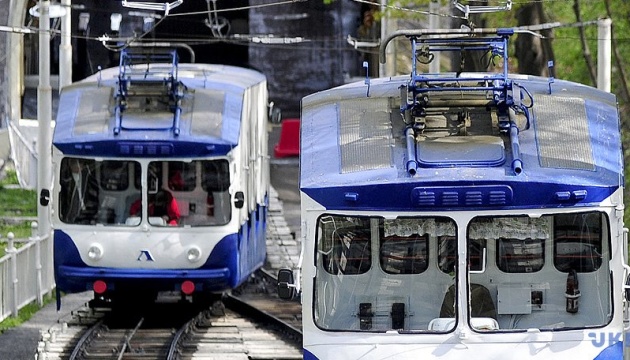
left=40, top=189, right=50, bottom=206
left=625, top=274, right=630, bottom=302
left=234, top=191, right=245, bottom=209
left=277, top=268, right=296, bottom=300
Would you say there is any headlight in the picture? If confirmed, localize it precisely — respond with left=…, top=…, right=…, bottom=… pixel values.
left=187, top=246, right=202, bottom=263
left=87, top=243, right=104, bottom=261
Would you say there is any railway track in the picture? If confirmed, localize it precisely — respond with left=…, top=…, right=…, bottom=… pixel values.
left=40, top=273, right=302, bottom=360
left=62, top=293, right=301, bottom=360
left=37, top=187, right=303, bottom=360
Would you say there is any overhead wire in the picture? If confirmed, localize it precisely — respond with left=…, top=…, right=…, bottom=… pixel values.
left=167, top=0, right=309, bottom=17
left=8, top=0, right=630, bottom=53
left=100, top=15, right=169, bottom=52
left=352, top=0, right=467, bottom=19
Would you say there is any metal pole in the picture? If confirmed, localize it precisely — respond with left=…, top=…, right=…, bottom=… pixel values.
left=7, top=232, right=18, bottom=317
left=37, top=1, right=53, bottom=243
left=379, top=0, right=387, bottom=77
left=7, top=0, right=29, bottom=127
left=59, top=0, right=72, bottom=89
left=429, top=0, right=440, bottom=73
left=597, top=18, right=612, bottom=92
left=32, top=222, right=43, bottom=306
left=379, top=0, right=396, bottom=77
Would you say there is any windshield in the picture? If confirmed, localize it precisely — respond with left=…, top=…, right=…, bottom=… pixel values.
left=467, top=212, right=610, bottom=331
left=313, top=211, right=611, bottom=333
left=314, top=215, right=457, bottom=332
left=58, top=158, right=231, bottom=226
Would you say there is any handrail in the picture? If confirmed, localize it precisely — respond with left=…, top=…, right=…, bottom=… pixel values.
left=392, top=28, right=516, bottom=126
left=379, top=27, right=513, bottom=64
left=0, top=226, right=55, bottom=322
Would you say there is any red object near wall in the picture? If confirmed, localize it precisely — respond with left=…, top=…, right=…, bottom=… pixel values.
left=274, top=118, right=300, bottom=158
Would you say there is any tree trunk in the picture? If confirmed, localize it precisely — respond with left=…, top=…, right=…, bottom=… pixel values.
left=604, top=0, right=630, bottom=103
left=572, top=0, right=597, bottom=86
left=450, top=4, right=488, bottom=73
left=515, top=2, right=555, bottom=76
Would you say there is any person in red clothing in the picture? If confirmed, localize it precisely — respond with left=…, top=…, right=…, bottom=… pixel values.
left=129, top=189, right=180, bottom=225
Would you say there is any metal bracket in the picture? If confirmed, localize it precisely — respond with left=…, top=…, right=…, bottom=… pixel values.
left=452, top=0, right=512, bottom=19
left=121, top=0, right=183, bottom=15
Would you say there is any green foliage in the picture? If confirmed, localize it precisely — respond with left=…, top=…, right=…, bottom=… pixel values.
left=0, top=168, right=18, bottom=186
left=0, top=187, right=37, bottom=217
left=0, top=222, right=34, bottom=251
left=0, top=168, right=37, bottom=251
left=0, top=168, right=36, bottom=217
left=542, top=1, right=599, bottom=85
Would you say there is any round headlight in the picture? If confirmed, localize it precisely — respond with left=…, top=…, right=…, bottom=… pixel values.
left=187, top=246, right=202, bottom=263
left=87, top=243, right=104, bottom=261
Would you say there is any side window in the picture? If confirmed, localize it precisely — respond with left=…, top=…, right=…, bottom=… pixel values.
left=58, top=158, right=100, bottom=224
left=497, top=238, right=544, bottom=273
left=100, top=161, right=129, bottom=191
left=322, top=228, right=371, bottom=275
left=168, top=161, right=196, bottom=191
left=469, top=216, right=549, bottom=274
left=438, top=236, right=456, bottom=273
left=380, top=234, right=428, bottom=274
left=554, top=212, right=603, bottom=273
left=468, top=239, right=487, bottom=272
left=202, top=160, right=230, bottom=192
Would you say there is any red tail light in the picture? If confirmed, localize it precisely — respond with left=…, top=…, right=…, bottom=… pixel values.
left=93, top=280, right=107, bottom=294
left=181, top=280, right=195, bottom=295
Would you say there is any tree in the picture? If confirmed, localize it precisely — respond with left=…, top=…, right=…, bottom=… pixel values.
left=515, top=2, right=555, bottom=76
left=449, top=3, right=489, bottom=72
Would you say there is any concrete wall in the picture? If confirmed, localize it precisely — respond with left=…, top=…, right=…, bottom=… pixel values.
left=249, top=0, right=362, bottom=118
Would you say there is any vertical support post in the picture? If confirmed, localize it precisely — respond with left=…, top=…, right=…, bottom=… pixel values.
left=32, top=222, right=43, bottom=306
left=7, top=233, right=18, bottom=318
left=429, top=0, right=440, bottom=73
left=37, top=0, right=53, bottom=244
left=7, top=0, right=27, bottom=127
left=379, top=0, right=396, bottom=77
left=59, top=0, right=72, bottom=90
left=597, top=18, right=612, bottom=92
left=379, top=0, right=387, bottom=77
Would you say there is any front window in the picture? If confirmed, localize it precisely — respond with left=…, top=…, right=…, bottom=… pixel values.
left=554, top=212, right=603, bottom=273
left=313, top=211, right=611, bottom=333
left=59, top=158, right=112, bottom=225
left=467, top=212, right=610, bottom=331
left=314, top=215, right=456, bottom=332
left=58, top=158, right=231, bottom=226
